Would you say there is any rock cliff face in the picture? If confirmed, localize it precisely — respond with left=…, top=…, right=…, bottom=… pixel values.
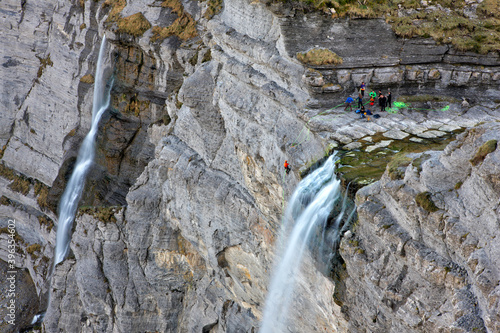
left=0, top=0, right=499, bottom=332
left=339, top=123, right=500, bottom=333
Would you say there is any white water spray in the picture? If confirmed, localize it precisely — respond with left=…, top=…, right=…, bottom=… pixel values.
left=54, top=36, right=111, bottom=265
left=260, top=154, right=352, bottom=333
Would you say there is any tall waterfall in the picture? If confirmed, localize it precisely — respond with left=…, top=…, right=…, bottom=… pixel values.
left=260, top=154, right=354, bottom=332
left=54, top=36, right=111, bottom=265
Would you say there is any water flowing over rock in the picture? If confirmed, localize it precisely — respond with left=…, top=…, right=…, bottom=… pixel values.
left=261, top=154, right=354, bottom=332
left=55, top=36, right=112, bottom=265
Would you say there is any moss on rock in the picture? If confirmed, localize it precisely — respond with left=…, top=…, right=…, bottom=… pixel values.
left=416, top=191, right=439, bottom=212
left=297, top=48, right=343, bottom=66
left=470, top=140, right=497, bottom=166
left=117, top=12, right=152, bottom=37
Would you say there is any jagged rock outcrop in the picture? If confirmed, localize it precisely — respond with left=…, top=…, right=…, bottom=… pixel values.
left=339, top=123, right=500, bottom=332
left=1, top=0, right=499, bottom=332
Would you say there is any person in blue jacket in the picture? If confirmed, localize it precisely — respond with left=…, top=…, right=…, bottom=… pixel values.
left=344, top=96, right=354, bottom=111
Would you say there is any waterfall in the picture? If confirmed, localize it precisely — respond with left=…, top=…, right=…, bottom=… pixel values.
left=260, top=154, right=353, bottom=332
left=54, top=36, right=111, bottom=265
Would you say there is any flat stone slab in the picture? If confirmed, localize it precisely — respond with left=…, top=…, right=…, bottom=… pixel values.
left=439, top=124, right=462, bottom=132
left=410, top=137, right=425, bottom=143
left=417, top=130, right=447, bottom=139
left=343, top=142, right=363, bottom=150
left=383, top=129, right=410, bottom=140
left=405, top=125, right=428, bottom=135
left=365, top=140, right=393, bottom=152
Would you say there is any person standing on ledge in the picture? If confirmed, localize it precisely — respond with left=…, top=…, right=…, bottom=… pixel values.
left=387, top=91, right=392, bottom=109
left=360, top=82, right=366, bottom=97
left=344, top=96, right=354, bottom=111
left=380, top=94, right=387, bottom=112
left=356, top=94, right=363, bottom=109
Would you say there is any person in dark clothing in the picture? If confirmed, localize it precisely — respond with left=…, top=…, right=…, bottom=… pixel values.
left=360, top=82, right=366, bottom=97
left=387, top=92, right=392, bottom=108
left=356, top=94, right=363, bottom=108
left=361, top=107, right=372, bottom=120
left=380, top=94, right=387, bottom=112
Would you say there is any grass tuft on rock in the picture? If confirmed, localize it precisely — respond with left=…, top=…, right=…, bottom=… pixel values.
left=387, top=152, right=411, bottom=180
left=117, top=12, right=152, bottom=37
left=297, top=48, right=343, bottom=66
left=416, top=191, right=439, bottom=212
left=103, top=0, right=127, bottom=23
left=34, top=181, right=51, bottom=211
left=203, top=0, right=223, bottom=19
left=275, top=0, right=500, bottom=54
left=470, top=140, right=497, bottom=166
left=38, top=215, right=54, bottom=232
left=78, top=206, right=119, bottom=223
left=0, top=196, right=12, bottom=206
left=151, top=13, right=198, bottom=41
left=0, top=163, right=15, bottom=181
left=8, top=175, right=31, bottom=196
left=80, top=74, right=95, bottom=84
left=152, top=0, right=198, bottom=42
left=26, top=244, right=42, bottom=255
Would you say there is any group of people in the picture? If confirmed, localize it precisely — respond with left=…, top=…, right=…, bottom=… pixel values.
left=344, top=82, right=393, bottom=120
left=283, top=83, right=394, bottom=175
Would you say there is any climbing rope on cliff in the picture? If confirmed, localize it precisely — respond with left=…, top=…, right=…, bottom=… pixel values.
left=387, top=101, right=451, bottom=114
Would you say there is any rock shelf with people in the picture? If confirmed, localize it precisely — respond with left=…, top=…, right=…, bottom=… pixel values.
left=296, top=91, right=499, bottom=193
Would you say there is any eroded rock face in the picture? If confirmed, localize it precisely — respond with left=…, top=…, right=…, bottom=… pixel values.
left=339, top=123, right=500, bottom=332
left=44, top=135, right=342, bottom=332
left=1, top=0, right=500, bottom=331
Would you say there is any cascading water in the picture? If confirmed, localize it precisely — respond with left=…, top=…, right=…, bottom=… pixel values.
left=54, top=35, right=112, bottom=265
left=260, top=153, right=355, bottom=333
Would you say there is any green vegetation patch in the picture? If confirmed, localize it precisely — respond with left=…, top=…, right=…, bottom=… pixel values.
left=398, top=95, right=460, bottom=104
left=281, top=0, right=500, bottom=54
left=470, top=139, right=497, bottom=166
left=78, top=206, right=119, bottom=223
left=117, top=12, right=152, bottom=37
left=416, top=191, right=439, bottom=212
left=387, top=152, right=412, bottom=180
left=297, top=48, right=343, bottom=66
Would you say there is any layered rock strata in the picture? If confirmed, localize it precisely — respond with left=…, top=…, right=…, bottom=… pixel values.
left=339, top=123, right=500, bottom=332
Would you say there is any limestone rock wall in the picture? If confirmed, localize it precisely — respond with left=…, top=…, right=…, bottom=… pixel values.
left=339, top=123, right=500, bottom=332
left=1, top=0, right=499, bottom=332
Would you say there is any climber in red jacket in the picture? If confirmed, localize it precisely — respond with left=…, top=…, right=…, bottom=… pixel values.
left=284, top=160, right=291, bottom=175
